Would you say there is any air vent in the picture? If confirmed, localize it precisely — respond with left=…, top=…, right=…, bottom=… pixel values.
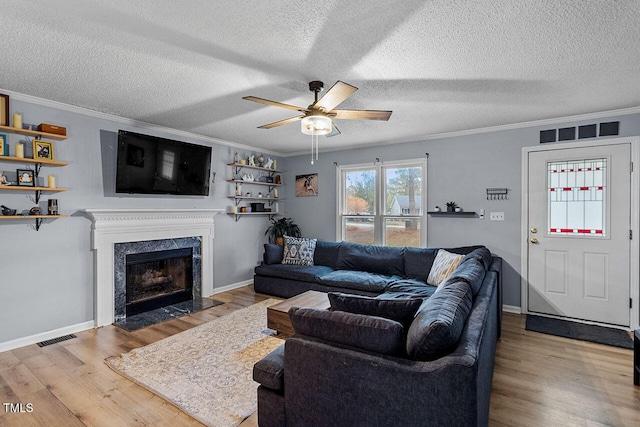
left=540, top=121, right=620, bottom=144
left=37, top=334, right=76, bottom=347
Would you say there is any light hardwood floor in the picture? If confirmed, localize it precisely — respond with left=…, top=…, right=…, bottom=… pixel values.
left=0, top=285, right=638, bottom=426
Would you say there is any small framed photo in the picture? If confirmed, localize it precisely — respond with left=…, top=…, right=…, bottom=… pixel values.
left=0, top=94, right=8, bottom=126
left=0, top=134, right=6, bottom=156
left=17, top=168, right=35, bottom=187
left=33, top=140, right=54, bottom=161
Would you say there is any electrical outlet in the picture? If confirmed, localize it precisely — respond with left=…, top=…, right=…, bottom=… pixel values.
left=490, top=212, right=505, bottom=221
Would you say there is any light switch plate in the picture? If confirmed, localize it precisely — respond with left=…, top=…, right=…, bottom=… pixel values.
left=490, top=212, right=505, bottom=221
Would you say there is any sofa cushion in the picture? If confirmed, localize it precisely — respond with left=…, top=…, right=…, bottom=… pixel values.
left=427, top=249, right=464, bottom=286
left=335, top=242, right=405, bottom=277
left=382, top=279, right=438, bottom=299
left=254, top=264, right=334, bottom=283
left=253, top=344, right=285, bottom=390
left=406, top=280, right=474, bottom=361
left=313, top=240, right=342, bottom=268
left=443, top=257, right=487, bottom=295
left=328, top=292, right=422, bottom=326
left=319, top=270, right=400, bottom=293
left=460, top=247, right=492, bottom=271
left=263, top=243, right=284, bottom=265
left=282, top=236, right=317, bottom=266
left=289, top=307, right=405, bottom=355
left=403, top=247, right=439, bottom=281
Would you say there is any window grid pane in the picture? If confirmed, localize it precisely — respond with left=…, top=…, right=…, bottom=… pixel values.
left=547, top=158, right=606, bottom=236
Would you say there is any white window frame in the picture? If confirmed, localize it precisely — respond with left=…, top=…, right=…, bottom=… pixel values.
left=336, top=158, right=427, bottom=246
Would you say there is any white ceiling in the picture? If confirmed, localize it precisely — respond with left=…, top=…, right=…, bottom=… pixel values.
left=1, top=1, right=640, bottom=155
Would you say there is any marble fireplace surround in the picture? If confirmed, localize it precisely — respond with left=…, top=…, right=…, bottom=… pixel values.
left=85, top=209, right=224, bottom=327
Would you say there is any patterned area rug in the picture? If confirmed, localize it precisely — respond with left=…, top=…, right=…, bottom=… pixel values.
left=106, top=299, right=282, bottom=427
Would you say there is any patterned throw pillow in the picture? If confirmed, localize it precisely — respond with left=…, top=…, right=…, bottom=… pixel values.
left=426, top=249, right=464, bottom=286
left=282, top=236, right=317, bottom=266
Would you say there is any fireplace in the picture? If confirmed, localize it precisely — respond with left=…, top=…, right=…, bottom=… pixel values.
left=85, top=209, right=223, bottom=327
left=125, top=247, right=194, bottom=316
left=113, top=236, right=202, bottom=323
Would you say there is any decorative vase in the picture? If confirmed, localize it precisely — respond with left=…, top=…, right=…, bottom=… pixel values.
left=447, top=206, right=455, bottom=212
left=455, top=207, right=462, bottom=212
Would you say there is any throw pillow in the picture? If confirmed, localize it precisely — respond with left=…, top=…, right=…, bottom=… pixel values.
left=263, top=243, right=284, bottom=265
left=427, top=249, right=464, bottom=286
left=289, top=306, right=405, bottom=355
left=328, top=292, right=422, bottom=325
left=282, top=236, right=317, bottom=266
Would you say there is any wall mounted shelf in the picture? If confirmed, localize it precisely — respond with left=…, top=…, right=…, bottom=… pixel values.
left=0, top=214, right=68, bottom=230
left=0, top=123, right=70, bottom=230
left=427, top=211, right=476, bottom=216
left=227, top=161, right=285, bottom=221
left=0, top=124, right=67, bottom=141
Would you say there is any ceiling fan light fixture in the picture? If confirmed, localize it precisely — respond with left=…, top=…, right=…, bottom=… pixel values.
left=301, top=115, right=332, bottom=135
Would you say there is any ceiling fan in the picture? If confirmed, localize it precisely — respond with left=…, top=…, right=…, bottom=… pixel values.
left=243, top=80, right=392, bottom=138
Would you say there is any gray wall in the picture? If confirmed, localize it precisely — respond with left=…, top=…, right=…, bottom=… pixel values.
left=0, top=97, right=275, bottom=344
left=283, top=114, right=640, bottom=308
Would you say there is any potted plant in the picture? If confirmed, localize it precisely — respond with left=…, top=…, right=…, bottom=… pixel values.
left=265, top=217, right=302, bottom=245
left=446, top=201, right=458, bottom=212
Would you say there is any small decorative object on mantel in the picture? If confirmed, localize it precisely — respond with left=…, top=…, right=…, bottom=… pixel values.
left=264, top=157, right=273, bottom=169
left=455, top=207, right=462, bottom=212
left=434, top=206, right=441, bottom=212
left=1, top=205, right=17, bottom=216
left=446, top=201, right=458, bottom=213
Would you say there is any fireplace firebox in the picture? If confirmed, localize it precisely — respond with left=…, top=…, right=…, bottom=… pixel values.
left=125, top=248, right=193, bottom=316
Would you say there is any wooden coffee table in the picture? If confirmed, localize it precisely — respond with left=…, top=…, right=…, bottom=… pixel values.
left=267, top=290, right=330, bottom=335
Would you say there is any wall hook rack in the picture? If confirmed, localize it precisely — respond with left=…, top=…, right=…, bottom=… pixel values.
left=486, top=188, right=508, bottom=200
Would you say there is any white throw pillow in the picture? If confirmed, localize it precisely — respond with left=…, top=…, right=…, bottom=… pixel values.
left=427, top=249, right=464, bottom=286
left=282, top=236, right=317, bottom=266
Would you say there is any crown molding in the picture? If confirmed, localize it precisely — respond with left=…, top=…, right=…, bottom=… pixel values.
left=0, top=88, right=285, bottom=157
left=285, top=106, right=640, bottom=157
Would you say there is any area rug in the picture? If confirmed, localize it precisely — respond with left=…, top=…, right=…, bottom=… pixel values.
left=106, top=299, right=282, bottom=427
left=525, top=315, right=633, bottom=349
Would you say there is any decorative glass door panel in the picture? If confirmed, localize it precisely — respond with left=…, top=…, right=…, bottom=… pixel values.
left=547, top=158, right=606, bottom=236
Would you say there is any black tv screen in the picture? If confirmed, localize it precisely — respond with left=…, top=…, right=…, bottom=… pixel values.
left=115, top=130, right=211, bottom=196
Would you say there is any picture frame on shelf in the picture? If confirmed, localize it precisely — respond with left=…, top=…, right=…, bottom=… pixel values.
left=0, top=134, right=6, bottom=156
left=0, top=94, right=8, bottom=126
left=33, top=140, right=54, bottom=161
left=17, top=168, right=35, bottom=187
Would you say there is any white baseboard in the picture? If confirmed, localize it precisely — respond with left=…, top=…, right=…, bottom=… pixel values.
left=502, top=304, right=522, bottom=314
left=0, top=321, right=95, bottom=353
left=209, top=279, right=253, bottom=296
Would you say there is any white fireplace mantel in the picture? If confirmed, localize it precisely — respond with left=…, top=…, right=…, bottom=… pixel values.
left=84, top=209, right=224, bottom=327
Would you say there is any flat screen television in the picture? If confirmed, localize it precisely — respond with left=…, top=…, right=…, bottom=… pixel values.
left=115, top=130, right=212, bottom=196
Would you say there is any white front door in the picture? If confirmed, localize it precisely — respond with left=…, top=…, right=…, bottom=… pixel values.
left=527, top=143, right=631, bottom=326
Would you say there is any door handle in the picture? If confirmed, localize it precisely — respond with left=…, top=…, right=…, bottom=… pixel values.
left=530, top=228, right=538, bottom=233
left=530, top=237, right=539, bottom=244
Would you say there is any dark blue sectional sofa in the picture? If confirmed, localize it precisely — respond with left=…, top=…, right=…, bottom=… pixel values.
left=253, top=240, right=502, bottom=427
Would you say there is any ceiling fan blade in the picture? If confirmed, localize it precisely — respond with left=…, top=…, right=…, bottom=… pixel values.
left=313, top=81, right=358, bottom=112
left=243, top=96, right=307, bottom=112
left=258, top=115, right=304, bottom=129
left=331, top=109, right=393, bottom=121
left=326, top=124, right=341, bottom=138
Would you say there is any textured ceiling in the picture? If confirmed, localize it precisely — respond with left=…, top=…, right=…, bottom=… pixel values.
left=1, top=0, right=639, bottom=155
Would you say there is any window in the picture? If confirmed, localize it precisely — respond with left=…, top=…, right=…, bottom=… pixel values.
left=337, top=159, right=426, bottom=247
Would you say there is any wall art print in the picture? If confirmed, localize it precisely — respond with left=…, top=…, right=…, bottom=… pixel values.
left=295, top=173, right=318, bottom=197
